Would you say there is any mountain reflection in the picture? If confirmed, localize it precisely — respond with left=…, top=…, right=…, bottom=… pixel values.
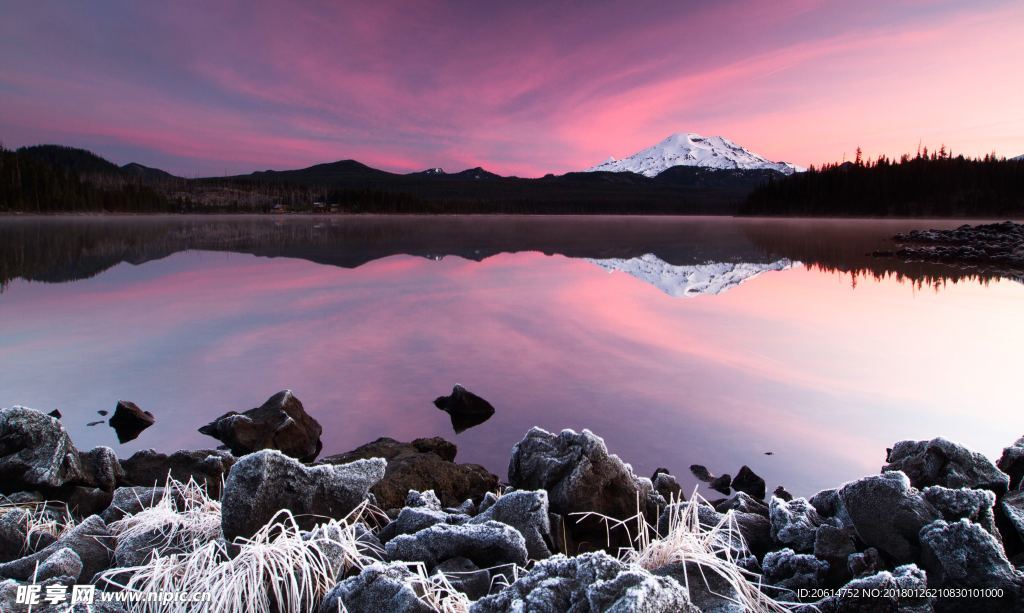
left=0, top=215, right=1012, bottom=292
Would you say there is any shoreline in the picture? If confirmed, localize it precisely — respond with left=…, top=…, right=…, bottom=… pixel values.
left=2, top=391, right=1023, bottom=611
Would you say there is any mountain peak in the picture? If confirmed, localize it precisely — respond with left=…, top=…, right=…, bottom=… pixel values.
left=586, top=132, right=801, bottom=177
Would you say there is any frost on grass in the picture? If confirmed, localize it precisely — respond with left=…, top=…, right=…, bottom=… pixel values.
left=576, top=491, right=798, bottom=613
left=96, top=477, right=380, bottom=613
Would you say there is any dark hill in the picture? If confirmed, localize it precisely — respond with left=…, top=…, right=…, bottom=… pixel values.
left=17, top=144, right=122, bottom=175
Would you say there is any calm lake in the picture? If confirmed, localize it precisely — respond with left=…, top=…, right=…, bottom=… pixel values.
left=1, top=215, right=1021, bottom=497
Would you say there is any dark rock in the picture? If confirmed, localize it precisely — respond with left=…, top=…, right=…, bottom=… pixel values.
left=714, top=491, right=768, bottom=516
left=80, top=446, right=123, bottom=491
left=919, top=518, right=1024, bottom=612
left=87, top=420, right=104, bottom=426
left=199, top=390, right=322, bottom=462
left=690, top=464, right=714, bottom=482
left=433, top=384, right=495, bottom=433
left=883, top=437, right=1009, bottom=495
left=733, top=511, right=774, bottom=555
left=814, top=523, right=857, bottom=560
left=507, top=428, right=664, bottom=552
left=221, top=450, right=385, bottom=540
left=470, top=489, right=554, bottom=560
left=108, top=401, right=155, bottom=444
left=998, top=436, right=1024, bottom=490
left=100, top=486, right=168, bottom=523
left=770, top=497, right=823, bottom=552
left=0, top=515, right=113, bottom=582
left=921, top=485, right=998, bottom=537
left=837, top=471, right=940, bottom=564
left=118, top=448, right=234, bottom=497
left=1001, top=489, right=1024, bottom=546
left=98, top=410, right=108, bottom=416
left=732, top=465, right=766, bottom=499
left=709, top=473, right=732, bottom=495
left=471, top=551, right=697, bottom=612
left=406, top=489, right=442, bottom=510
left=0, top=510, right=29, bottom=563
left=773, top=486, right=793, bottom=502
left=319, top=563, right=431, bottom=613
left=320, top=437, right=498, bottom=510
left=847, top=547, right=882, bottom=578
left=53, top=485, right=113, bottom=518
left=762, top=548, right=829, bottom=592
left=0, top=406, right=83, bottom=490
left=36, top=547, right=82, bottom=583
left=814, top=564, right=930, bottom=612
left=437, top=556, right=490, bottom=600
left=47, top=410, right=61, bottom=419
left=809, top=488, right=841, bottom=518
left=385, top=520, right=528, bottom=571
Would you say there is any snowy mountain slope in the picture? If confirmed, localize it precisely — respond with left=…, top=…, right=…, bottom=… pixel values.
left=585, top=133, right=802, bottom=177
left=1012, top=154, right=1023, bottom=161
left=588, top=254, right=795, bottom=296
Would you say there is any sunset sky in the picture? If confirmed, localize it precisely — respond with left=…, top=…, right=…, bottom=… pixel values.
left=2, top=0, right=1022, bottom=177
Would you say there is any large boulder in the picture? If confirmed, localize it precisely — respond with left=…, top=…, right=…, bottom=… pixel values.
left=433, top=385, right=495, bottom=433
left=199, top=390, right=322, bottom=462
left=883, top=438, right=1009, bottom=495
left=919, top=519, right=1024, bottom=612
left=837, top=471, right=940, bottom=564
left=921, top=485, right=998, bottom=537
left=471, top=551, right=698, bottom=612
left=508, top=428, right=664, bottom=551
left=220, top=450, right=385, bottom=540
left=118, top=448, right=234, bottom=497
left=0, top=406, right=83, bottom=490
left=769, top=497, right=823, bottom=552
left=0, top=515, right=113, bottom=582
left=470, top=489, right=554, bottom=560
left=107, top=400, right=155, bottom=444
left=385, top=521, right=528, bottom=571
left=997, top=435, right=1024, bottom=489
left=319, top=563, right=431, bottom=613
left=714, top=492, right=768, bottom=517
left=320, top=437, right=498, bottom=510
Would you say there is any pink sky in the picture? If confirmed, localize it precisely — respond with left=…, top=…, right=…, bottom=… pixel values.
left=1, top=0, right=1022, bottom=177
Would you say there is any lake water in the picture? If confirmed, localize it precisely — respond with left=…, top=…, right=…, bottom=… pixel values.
left=1, top=215, right=1021, bottom=497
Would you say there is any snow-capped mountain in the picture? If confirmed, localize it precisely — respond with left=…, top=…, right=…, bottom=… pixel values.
left=1012, top=154, right=1023, bottom=161
left=585, top=133, right=802, bottom=177
left=588, top=254, right=795, bottom=297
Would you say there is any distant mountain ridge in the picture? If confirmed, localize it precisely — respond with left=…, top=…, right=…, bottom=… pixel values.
left=585, top=133, right=802, bottom=177
left=588, top=254, right=795, bottom=297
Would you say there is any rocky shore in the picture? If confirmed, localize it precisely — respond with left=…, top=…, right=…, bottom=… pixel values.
left=2, top=391, right=1024, bottom=612
left=880, top=221, right=1024, bottom=275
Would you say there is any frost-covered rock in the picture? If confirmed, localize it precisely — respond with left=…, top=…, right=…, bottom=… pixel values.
left=997, top=435, right=1024, bottom=489
left=508, top=427, right=663, bottom=549
left=470, top=489, right=554, bottom=560
left=0, top=406, right=83, bottom=489
left=385, top=520, right=527, bottom=571
left=0, top=509, right=29, bottom=563
left=319, top=563, right=431, bottom=613
left=809, top=488, right=841, bottom=519
left=762, top=548, right=829, bottom=592
left=883, top=438, right=1009, bottom=494
left=221, top=450, right=385, bottom=540
left=100, top=486, right=169, bottom=523
left=471, top=551, right=698, bottom=612
left=379, top=506, right=465, bottom=543
left=837, top=471, right=940, bottom=564
left=653, top=561, right=744, bottom=613
left=1000, top=489, right=1024, bottom=545
left=35, top=547, right=82, bottom=583
left=80, top=446, right=123, bottom=491
left=199, top=390, right=323, bottom=462
left=436, top=556, right=490, bottom=600
left=814, top=564, right=931, bottom=613
left=919, top=519, right=1024, bottom=612
left=715, top=492, right=768, bottom=517
left=652, top=470, right=682, bottom=502
left=813, top=523, right=857, bottom=561
left=769, top=497, right=822, bottom=552
left=847, top=547, right=882, bottom=578
left=921, top=485, right=998, bottom=537
left=0, top=515, right=112, bottom=582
